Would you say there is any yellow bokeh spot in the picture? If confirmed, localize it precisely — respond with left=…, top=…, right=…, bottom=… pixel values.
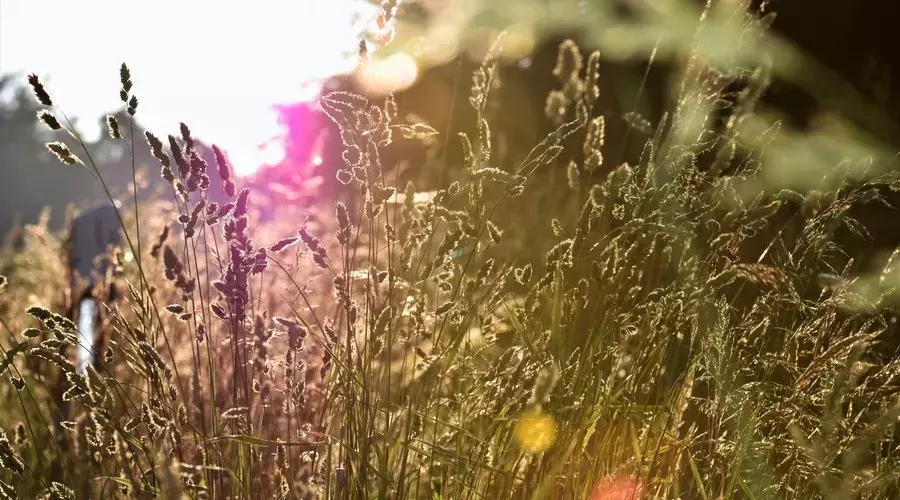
left=514, top=408, right=556, bottom=453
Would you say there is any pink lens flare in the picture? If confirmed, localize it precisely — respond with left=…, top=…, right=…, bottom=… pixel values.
left=244, top=99, right=332, bottom=207
left=590, top=475, right=644, bottom=500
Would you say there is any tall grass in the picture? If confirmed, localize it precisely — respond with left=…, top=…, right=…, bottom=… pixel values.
left=2, top=2, right=900, bottom=499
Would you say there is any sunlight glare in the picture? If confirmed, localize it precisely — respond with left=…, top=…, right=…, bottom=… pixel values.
left=356, top=52, right=420, bottom=96
left=0, top=0, right=378, bottom=176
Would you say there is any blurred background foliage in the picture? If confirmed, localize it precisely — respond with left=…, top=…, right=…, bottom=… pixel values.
left=1, top=0, right=898, bottom=268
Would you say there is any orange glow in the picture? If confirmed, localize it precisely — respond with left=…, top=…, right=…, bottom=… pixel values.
left=591, top=475, right=643, bottom=500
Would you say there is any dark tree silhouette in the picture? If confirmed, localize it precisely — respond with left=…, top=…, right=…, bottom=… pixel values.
left=0, top=75, right=160, bottom=238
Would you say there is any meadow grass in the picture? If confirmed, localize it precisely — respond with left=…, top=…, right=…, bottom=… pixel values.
left=2, top=2, right=900, bottom=499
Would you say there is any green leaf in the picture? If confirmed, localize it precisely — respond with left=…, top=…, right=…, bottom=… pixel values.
left=689, top=455, right=710, bottom=500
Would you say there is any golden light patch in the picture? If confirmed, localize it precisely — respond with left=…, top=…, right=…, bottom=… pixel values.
left=514, top=408, right=556, bottom=453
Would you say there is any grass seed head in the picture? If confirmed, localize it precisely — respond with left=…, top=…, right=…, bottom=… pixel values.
left=37, top=110, right=61, bottom=130
left=45, top=142, right=81, bottom=165
left=27, top=73, right=53, bottom=106
left=107, top=115, right=122, bottom=139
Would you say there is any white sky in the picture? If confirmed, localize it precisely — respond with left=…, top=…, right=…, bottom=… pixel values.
left=0, top=0, right=376, bottom=175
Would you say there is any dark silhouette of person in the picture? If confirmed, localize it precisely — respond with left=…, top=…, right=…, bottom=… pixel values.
left=68, top=200, right=121, bottom=371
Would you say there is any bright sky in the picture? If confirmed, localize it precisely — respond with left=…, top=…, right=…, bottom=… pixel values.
left=0, top=0, right=376, bottom=175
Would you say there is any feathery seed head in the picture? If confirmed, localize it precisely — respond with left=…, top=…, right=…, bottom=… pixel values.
left=553, top=40, right=582, bottom=82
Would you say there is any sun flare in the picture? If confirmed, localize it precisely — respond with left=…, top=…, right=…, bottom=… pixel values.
left=0, top=0, right=379, bottom=176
